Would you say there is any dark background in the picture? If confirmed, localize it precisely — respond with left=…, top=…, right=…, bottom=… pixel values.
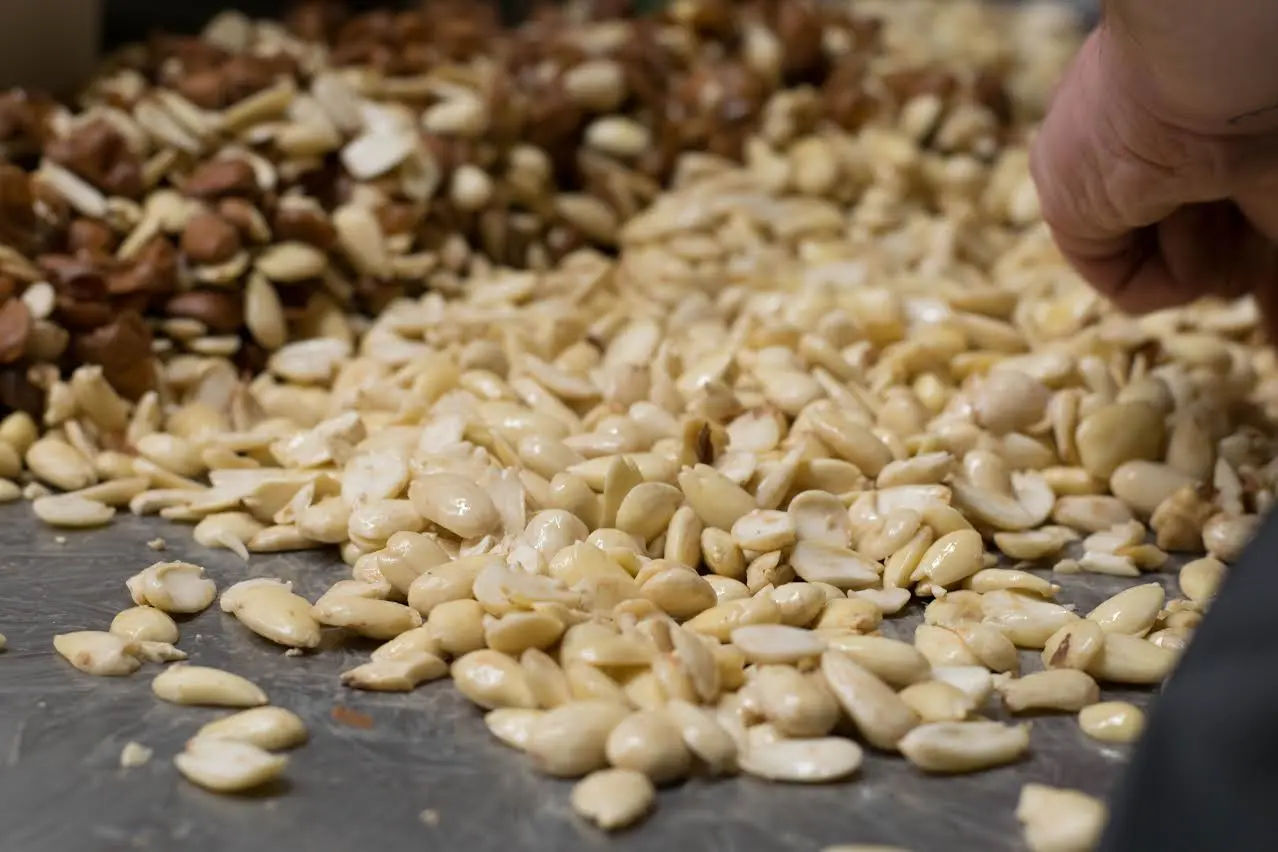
left=99, top=0, right=1099, bottom=50
left=99, top=0, right=668, bottom=49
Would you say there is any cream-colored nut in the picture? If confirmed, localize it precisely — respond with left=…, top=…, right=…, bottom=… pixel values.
left=53, top=631, right=140, bottom=676
left=605, top=710, right=692, bottom=785
left=1109, top=460, right=1195, bottom=516
left=430, top=599, right=490, bottom=657
left=135, top=640, right=187, bottom=663
left=485, top=610, right=565, bottom=657
left=120, top=741, right=153, bottom=768
left=820, top=650, right=919, bottom=751
left=614, top=482, right=683, bottom=544
left=998, top=669, right=1100, bottom=713
left=1041, top=620, right=1105, bottom=671
left=375, top=531, right=451, bottom=595
left=525, top=700, right=631, bottom=778
left=1202, top=513, right=1257, bottom=563
left=701, top=527, right=746, bottom=579
left=407, top=555, right=491, bottom=616
left=196, top=706, right=308, bottom=750
left=32, top=494, right=115, bottom=528
left=981, top=590, right=1079, bottom=649
left=1087, top=583, right=1164, bottom=636
left=789, top=542, right=880, bottom=589
left=640, top=566, right=717, bottom=620
left=341, top=651, right=448, bottom=691
left=823, top=634, right=932, bottom=688
left=731, top=509, right=797, bottom=552
left=898, top=680, right=974, bottom=723
left=584, top=116, right=651, bottom=159
left=754, top=665, right=841, bottom=738
left=571, top=768, right=655, bottom=831
left=110, top=606, right=179, bottom=644
left=663, top=699, right=738, bottom=775
left=917, top=529, right=985, bottom=587
left=1179, top=556, right=1226, bottom=604
left=408, top=473, right=500, bottom=539
left=0, top=411, right=37, bottom=455
left=347, top=499, right=424, bottom=550
left=952, top=622, right=1020, bottom=674
left=929, top=666, right=995, bottom=708
left=152, top=664, right=268, bottom=707
left=485, top=708, right=544, bottom=751
left=312, top=596, right=421, bottom=640
left=1086, top=633, right=1176, bottom=685
left=684, top=596, right=782, bottom=641
left=194, top=512, right=265, bottom=560
left=973, top=369, right=1050, bottom=435
left=899, top=721, right=1031, bottom=774
left=815, top=598, right=882, bottom=634
left=914, top=624, right=982, bottom=668
left=730, top=624, right=827, bottom=664
left=1077, top=701, right=1145, bottom=744
left=255, top=242, right=328, bottom=282
left=738, top=736, right=864, bottom=783
left=126, top=562, right=216, bottom=614
left=678, top=465, right=756, bottom=530
left=221, top=579, right=321, bottom=649
left=135, top=433, right=206, bottom=478
left=1075, top=402, right=1165, bottom=479
left=175, top=738, right=287, bottom=793
left=1017, top=783, right=1108, bottom=852
left=371, top=626, right=443, bottom=663
left=26, top=437, right=97, bottom=491
left=521, top=647, right=572, bottom=709
left=452, top=649, right=537, bottom=710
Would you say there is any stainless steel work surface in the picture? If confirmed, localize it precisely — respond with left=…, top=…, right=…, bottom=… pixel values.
left=0, top=508, right=1160, bottom=852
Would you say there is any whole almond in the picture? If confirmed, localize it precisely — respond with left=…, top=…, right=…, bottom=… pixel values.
left=184, top=159, right=257, bottom=199
left=181, top=212, right=243, bottom=264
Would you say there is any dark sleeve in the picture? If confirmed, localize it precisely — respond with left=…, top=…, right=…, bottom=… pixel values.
left=1100, top=509, right=1278, bottom=852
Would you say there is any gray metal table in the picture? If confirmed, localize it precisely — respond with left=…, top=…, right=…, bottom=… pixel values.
left=0, top=507, right=1159, bottom=852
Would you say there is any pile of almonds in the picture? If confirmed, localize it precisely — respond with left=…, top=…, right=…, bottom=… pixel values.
left=8, top=1, right=1265, bottom=850
left=0, top=0, right=1073, bottom=414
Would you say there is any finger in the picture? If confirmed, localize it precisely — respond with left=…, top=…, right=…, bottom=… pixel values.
left=1029, top=32, right=1177, bottom=302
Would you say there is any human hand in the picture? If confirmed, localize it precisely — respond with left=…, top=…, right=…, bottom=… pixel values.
left=1030, top=5, right=1278, bottom=333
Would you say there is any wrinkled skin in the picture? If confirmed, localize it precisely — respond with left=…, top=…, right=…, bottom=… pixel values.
left=1031, top=4, right=1278, bottom=339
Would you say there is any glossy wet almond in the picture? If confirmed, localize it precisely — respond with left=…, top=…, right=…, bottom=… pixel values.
left=1077, top=701, right=1145, bottom=744
left=526, top=700, right=631, bottom=778
left=408, top=472, right=500, bottom=539
left=821, top=650, right=919, bottom=751
left=126, top=561, right=217, bottom=614
left=196, top=706, right=308, bottom=750
left=571, top=768, right=655, bottom=831
left=175, top=738, right=287, bottom=793
left=899, top=721, right=1030, bottom=774
left=311, top=596, right=421, bottom=640
left=110, top=606, right=179, bottom=644
left=1017, top=783, right=1107, bottom=852
left=998, top=669, right=1099, bottom=713
left=341, top=651, right=448, bottom=691
left=452, top=649, right=537, bottom=710
left=53, top=631, right=141, bottom=676
left=221, top=579, right=321, bottom=648
left=1086, top=583, right=1164, bottom=636
left=152, top=665, right=268, bottom=707
left=605, top=711, right=692, bottom=785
